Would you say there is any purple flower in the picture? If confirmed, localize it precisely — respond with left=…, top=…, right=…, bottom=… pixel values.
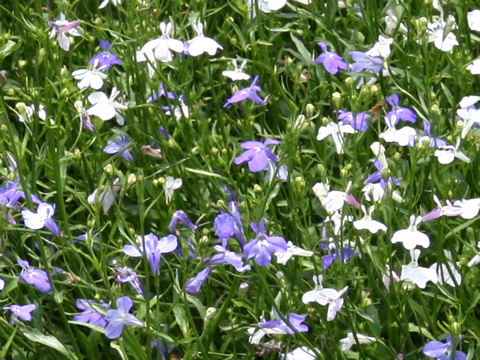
left=89, top=41, right=122, bottom=71
left=168, top=210, right=197, bottom=233
left=322, top=247, right=355, bottom=270
left=313, top=42, right=348, bottom=75
left=409, top=119, right=447, bottom=148
left=207, top=245, right=251, bottom=272
left=243, top=220, right=287, bottom=266
left=259, top=310, right=309, bottom=335
left=385, top=94, right=417, bottom=125
left=423, top=334, right=466, bottom=360
left=122, top=233, right=178, bottom=275
left=103, top=135, right=134, bottom=162
left=146, top=82, right=177, bottom=103
left=21, top=202, right=61, bottom=236
left=338, top=110, right=370, bottom=131
left=234, top=139, right=280, bottom=173
left=0, top=181, right=25, bottom=208
left=185, top=266, right=211, bottom=293
left=4, top=304, right=36, bottom=321
left=18, top=259, right=51, bottom=293
left=73, top=299, right=109, bottom=328
left=349, top=51, right=383, bottom=74
left=115, top=266, right=144, bottom=295
left=105, top=296, right=143, bottom=339
left=223, top=75, right=265, bottom=107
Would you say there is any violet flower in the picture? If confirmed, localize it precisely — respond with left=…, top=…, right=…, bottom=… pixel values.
left=223, top=75, right=265, bottom=107
left=385, top=94, right=417, bottom=125
left=73, top=299, right=109, bottom=328
left=234, top=139, right=280, bottom=173
left=146, top=82, right=177, bottom=103
left=21, top=202, right=61, bottom=236
left=89, top=41, right=122, bottom=71
left=259, top=310, right=309, bottom=335
left=338, top=110, right=370, bottom=131
left=115, top=266, right=144, bottom=295
left=313, top=42, right=348, bottom=75
left=409, top=119, right=447, bottom=148
left=3, top=304, right=36, bottom=321
left=168, top=210, right=197, bottom=233
left=423, top=334, right=466, bottom=360
left=243, top=220, right=287, bottom=266
left=122, top=233, right=178, bottom=275
left=207, top=245, right=251, bottom=272
left=103, top=135, right=134, bottom=162
left=349, top=51, right=383, bottom=74
left=104, top=296, right=143, bottom=339
left=18, top=259, right=51, bottom=293
left=185, top=266, right=211, bottom=293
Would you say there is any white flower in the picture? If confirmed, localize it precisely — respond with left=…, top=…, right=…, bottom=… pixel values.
left=275, top=241, right=313, bottom=265
left=456, top=96, right=480, bottom=138
left=427, top=15, right=459, bottom=52
left=401, top=249, right=438, bottom=289
left=452, top=198, right=480, bottom=219
left=468, top=9, right=480, bottom=32
left=99, top=0, right=122, bottom=9
left=302, top=275, right=348, bottom=321
left=71, top=61, right=107, bottom=90
left=87, top=178, right=121, bottom=213
left=434, top=139, right=470, bottom=164
left=353, top=205, right=387, bottom=234
left=362, top=182, right=385, bottom=202
left=87, top=87, right=127, bottom=125
left=164, top=98, right=190, bottom=120
left=187, top=22, right=223, bottom=57
left=17, top=103, right=47, bottom=122
left=136, top=22, right=184, bottom=77
left=391, top=215, right=430, bottom=250
left=382, top=264, right=400, bottom=291
left=466, top=58, right=480, bottom=75
left=258, top=0, right=287, bottom=12
left=281, top=346, right=318, bottom=360
left=47, top=13, right=81, bottom=52
left=429, top=251, right=461, bottom=287
left=222, top=59, right=250, bottom=81
left=164, top=176, right=182, bottom=204
left=379, top=124, right=417, bottom=146
left=366, top=35, right=393, bottom=59
left=467, top=242, right=480, bottom=267
left=384, top=8, right=408, bottom=34
left=316, top=121, right=356, bottom=154
left=340, top=332, right=376, bottom=352
left=315, top=181, right=359, bottom=213
left=324, top=211, right=354, bottom=235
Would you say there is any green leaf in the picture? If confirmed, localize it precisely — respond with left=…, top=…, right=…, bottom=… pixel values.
left=173, top=303, right=190, bottom=337
left=0, top=40, right=21, bottom=60
left=0, top=324, right=17, bottom=357
left=290, top=33, right=312, bottom=66
left=408, top=323, right=434, bottom=340
left=22, top=328, right=78, bottom=360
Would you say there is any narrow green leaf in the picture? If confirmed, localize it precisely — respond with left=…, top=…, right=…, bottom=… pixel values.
left=22, top=328, right=78, bottom=360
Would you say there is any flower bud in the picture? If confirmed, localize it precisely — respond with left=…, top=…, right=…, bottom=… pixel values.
left=239, top=282, right=249, bottom=295
left=127, top=173, right=137, bottom=185
left=306, top=103, right=315, bottom=116
left=253, top=184, right=262, bottom=193
left=15, top=102, right=26, bottom=114
left=104, top=164, right=114, bottom=174
left=345, top=77, right=355, bottom=87
left=331, top=92, right=341, bottom=107
left=204, top=307, right=217, bottom=323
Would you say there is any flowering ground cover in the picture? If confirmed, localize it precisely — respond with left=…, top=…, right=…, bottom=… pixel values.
left=1, top=0, right=480, bottom=358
